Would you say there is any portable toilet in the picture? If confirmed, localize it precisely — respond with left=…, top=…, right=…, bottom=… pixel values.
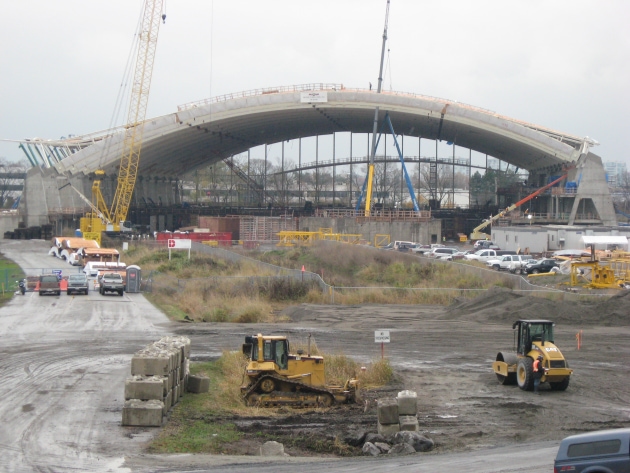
left=126, top=265, right=141, bottom=293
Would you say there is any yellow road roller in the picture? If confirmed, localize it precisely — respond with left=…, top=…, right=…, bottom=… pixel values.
left=492, top=319, right=573, bottom=391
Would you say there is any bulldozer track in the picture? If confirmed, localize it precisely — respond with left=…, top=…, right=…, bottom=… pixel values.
left=243, top=374, right=342, bottom=407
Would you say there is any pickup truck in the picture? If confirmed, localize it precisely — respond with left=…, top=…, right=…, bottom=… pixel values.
left=555, top=428, right=630, bottom=473
left=67, top=274, right=89, bottom=295
left=99, top=273, right=125, bottom=296
left=486, top=254, right=535, bottom=273
left=464, top=249, right=516, bottom=263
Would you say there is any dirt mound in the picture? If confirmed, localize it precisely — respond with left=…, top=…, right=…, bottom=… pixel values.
left=444, top=286, right=629, bottom=326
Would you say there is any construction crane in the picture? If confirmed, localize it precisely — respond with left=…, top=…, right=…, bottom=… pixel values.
left=81, top=0, right=165, bottom=244
left=469, top=173, right=569, bottom=241
left=363, top=0, right=390, bottom=216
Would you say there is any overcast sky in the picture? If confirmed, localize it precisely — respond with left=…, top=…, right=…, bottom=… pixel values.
left=1, top=0, right=629, bottom=168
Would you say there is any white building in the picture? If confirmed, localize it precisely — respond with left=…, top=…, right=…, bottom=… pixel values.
left=603, top=161, right=627, bottom=187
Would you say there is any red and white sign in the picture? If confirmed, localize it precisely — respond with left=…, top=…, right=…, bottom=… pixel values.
left=167, top=239, right=191, bottom=249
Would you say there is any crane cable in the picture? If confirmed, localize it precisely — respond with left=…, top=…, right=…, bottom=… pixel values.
left=97, top=3, right=146, bottom=171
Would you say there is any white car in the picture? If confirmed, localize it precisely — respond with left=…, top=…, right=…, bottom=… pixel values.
left=428, top=248, right=459, bottom=259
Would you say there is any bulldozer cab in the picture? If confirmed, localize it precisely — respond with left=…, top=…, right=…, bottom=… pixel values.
left=243, top=335, right=289, bottom=370
left=513, top=320, right=555, bottom=356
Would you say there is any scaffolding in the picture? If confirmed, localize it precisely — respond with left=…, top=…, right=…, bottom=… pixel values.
left=239, top=216, right=298, bottom=241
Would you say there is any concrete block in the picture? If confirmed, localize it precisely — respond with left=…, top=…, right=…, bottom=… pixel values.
left=131, top=352, right=171, bottom=376
left=122, top=399, right=163, bottom=427
left=158, top=335, right=191, bottom=359
left=171, top=387, right=177, bottom=407
left=124, top=375, right=164, bottom=401
left=161, top=376, right=170, bottom=396
left=259, top=440, right=285, bottom=456
left=377, top=398, right=399, bottom=424
left=163, top=391, right=172, bottom=415
left=187, top=374, right=210, bottom=393
left=397, top=390, right=418, bottom=416
left=377, top=421, right=399, bottom=437
left=399, top=415, right=419, bottom=432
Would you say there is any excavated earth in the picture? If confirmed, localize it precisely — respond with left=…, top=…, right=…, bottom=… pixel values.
left=175, top=287, right=630, bottom=457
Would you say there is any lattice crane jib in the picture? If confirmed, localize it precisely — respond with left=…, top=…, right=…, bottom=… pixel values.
left=101, top=0, right=164, bottom=231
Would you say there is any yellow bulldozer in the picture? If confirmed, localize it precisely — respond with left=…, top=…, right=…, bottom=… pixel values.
left=492, top=320, right=573, bottom=392
left=240, top=334, right=359, bottom=407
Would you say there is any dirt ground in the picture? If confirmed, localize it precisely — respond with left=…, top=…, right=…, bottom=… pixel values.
left=173, top=287, right=630, bottom=457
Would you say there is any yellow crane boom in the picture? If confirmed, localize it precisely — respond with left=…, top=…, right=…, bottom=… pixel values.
left=82, top=0, right=164, bottom=241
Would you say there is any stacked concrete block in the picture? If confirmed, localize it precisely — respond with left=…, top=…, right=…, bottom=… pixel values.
left=377, top=398, right=400, bottom=436
left=397, top=390, right=419, bottom=432
left=376, top=390, right=419, bottom=436
left=122, top=336, right=191, bottom=426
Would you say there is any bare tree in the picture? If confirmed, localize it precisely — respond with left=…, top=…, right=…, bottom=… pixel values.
left=614, top=171, right=630, bottom=216
left=0, top=159, right=27, bottom=208
left=414, top=163, right=453, bottom=204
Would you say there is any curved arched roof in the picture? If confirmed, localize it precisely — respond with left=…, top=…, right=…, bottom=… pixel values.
left=54, top=84, right=588, bottom=179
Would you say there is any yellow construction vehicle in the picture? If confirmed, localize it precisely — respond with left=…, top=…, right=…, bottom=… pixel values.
left=570, top=260, right=630, bottom=289
left=240, top=334, right=359, bottom=407
left=81, top=0, right=165, bottom=242
left=492, top=320, right=573, bottom=392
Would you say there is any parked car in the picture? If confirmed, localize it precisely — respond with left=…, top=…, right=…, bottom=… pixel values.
left=486, top=254, right=534, bottom=273
left=393, top=241, right=415, bottom=250
left=39, top=274, right=61, bottom=296
left=555, top=428, right=630, bottom=473
left=428, top=247, right=459, bottom=259
left=444, top=251, right=468, bottom=261
left=397, top=243, right=418, bottom=252
left=67, top=273, right=89, bottom=295
left=411, top=244, right=432, bottom=254
left=474, top=240, right=500, bottom=250
left=524, top=258, right=560, bottom=274
left=464, top=249, right=516, bottom=263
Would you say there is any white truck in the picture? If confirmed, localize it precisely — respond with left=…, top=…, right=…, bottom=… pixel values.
left=486, top=254, right=535, bottom=273
left=464, top=249, right=515, bottom=263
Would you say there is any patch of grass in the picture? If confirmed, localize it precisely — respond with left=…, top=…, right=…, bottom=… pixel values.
left=0, top=253, right=26, bottom=306
left=149, top=343, right=392, bottom=455
left=126, top=241, right=545, bottom=318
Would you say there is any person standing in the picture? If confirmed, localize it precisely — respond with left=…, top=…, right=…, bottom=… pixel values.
left=533, top=355, right=545, bottom=394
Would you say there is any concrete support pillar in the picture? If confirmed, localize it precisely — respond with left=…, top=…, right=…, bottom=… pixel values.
left=568, top=153, right=616, bottom=225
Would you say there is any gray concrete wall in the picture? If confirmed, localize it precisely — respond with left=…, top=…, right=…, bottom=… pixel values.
left=23, top=167, right=181, bottom=230
left=0, top=214, right=23, bottom=236
left=300, top=217, right=442, bottom=245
